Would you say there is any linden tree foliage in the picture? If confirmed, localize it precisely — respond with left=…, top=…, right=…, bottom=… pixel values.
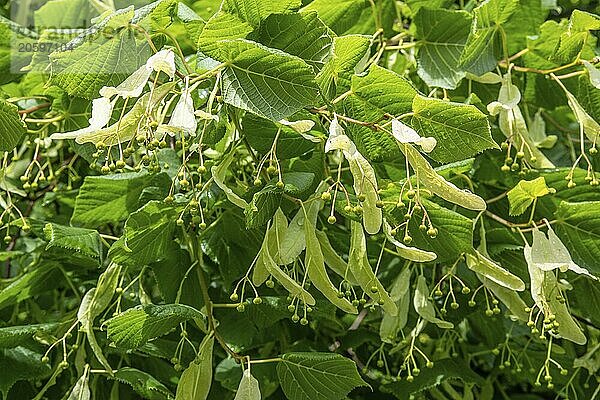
left=2, top=0, right=600, bottom=399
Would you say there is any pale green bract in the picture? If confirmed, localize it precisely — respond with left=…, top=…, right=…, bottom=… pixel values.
left=304, top=215, right=358, bottom=313
left=400, top=143, right=487, bottom=211
left=326, top=116, right=382, bottom=234
left=531, top=226, right=597, bottom=279
left=380, top=266, right=412, bottom=343
left=525, top=245, right=587, bottom=345
left=67, top=369, right=90, bottom=400
left=234, top=369, right=261, bottom=400
left=414, top=275, right=453, bottom=329
left=488, top=73, right=556, bottom=169
left=175, top=334, right=214, bottom=400
left=212, top=150, right=250, bottom=209
left=349, top=221, right=397, bottom=316
left=465, top=250, right=525, bottom=291
left=383, top=221, right=437, bottom=262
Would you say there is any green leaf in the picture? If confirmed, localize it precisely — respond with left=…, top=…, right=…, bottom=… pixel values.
left=43, top=222, right=102, bottom=261
left=552, top=10, right=600, bottom=64
left=197, top=11, right=254, bottom=59
left=201, top=209, right=263, bottom=286
left=410, top=95, right=497, bottom=163
left=216, top=39, right=319, bottom=121
left=342, top=65, right=417, bottom=161
left=72, top=172, right=165, bottom=228
left=0, top=324, right=59, bottom=348
left=259, top=11, right=333, bottom=70
left=50, top=26, right=148, bottom=99
left=301, top=0, right=368, bottom=34
left=176, top=334, right=214, bottom=400
left=554, top=201, right=600, bottom=276
left=112, top=367, right=173, bottom=400
left=0, top=99, right=26, bottom=152
left=317, top=34, right=371, bottom=98
left=243, top=114, right=317, bottom=159
left=234, top=370, right=261, bottom=400
left=106, top=304, right=205, bottom=350
left=0, top=263, right=62, bottom=310
left=459, top=0, right=520, bottom=75
left=507, top=177, right=551, bottom=216
left=381, top=358, right=483, bottom=400
left=413, top=8, right=472, bottom=89
left=245, top=186, right=283, bottom=229
left=404, top=200, right=474, bottom=263
left=34, top=0, right=93, bottom=28
left=109, top=201, right=178, bottom=266
left=349, top=64, right=416, bottom=120
left=222, top=0, right=301, bottom=27
left=502, top=0, right=549, bottom=54
left=0, top=347, right=52, bottom=398
left=276, top=352, right=368, bottom=400
left=407, top=0, right=453, bottom=12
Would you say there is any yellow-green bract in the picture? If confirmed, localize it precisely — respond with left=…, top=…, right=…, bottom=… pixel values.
left=465, top=250, right=525, bottom=291
left=175, top=334, right=215, bottom=400
left=349, top=221, right=397, bottom=316
left=304, top=214, right=357, bottom=314
left=234, top=369, right=261, bottom=400
left=400, top=143, right=486, bottom=211
left=380, top=266, right=412, bottom=343
left=414, top=275, right=453, bottom=329
left=525, top=245, right=586, bottom=345
left=212, top=150, right=250, bottom=210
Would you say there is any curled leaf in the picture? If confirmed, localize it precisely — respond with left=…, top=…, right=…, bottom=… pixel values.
left=507, top=177, right=551, bottom=216
left=50, top=97, right=113, bottom=140
left=582, top=60, right=600, bottom=89
left=74, top=83, right=175, bottom=146
left=391, top=119, right=437, bottom=153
